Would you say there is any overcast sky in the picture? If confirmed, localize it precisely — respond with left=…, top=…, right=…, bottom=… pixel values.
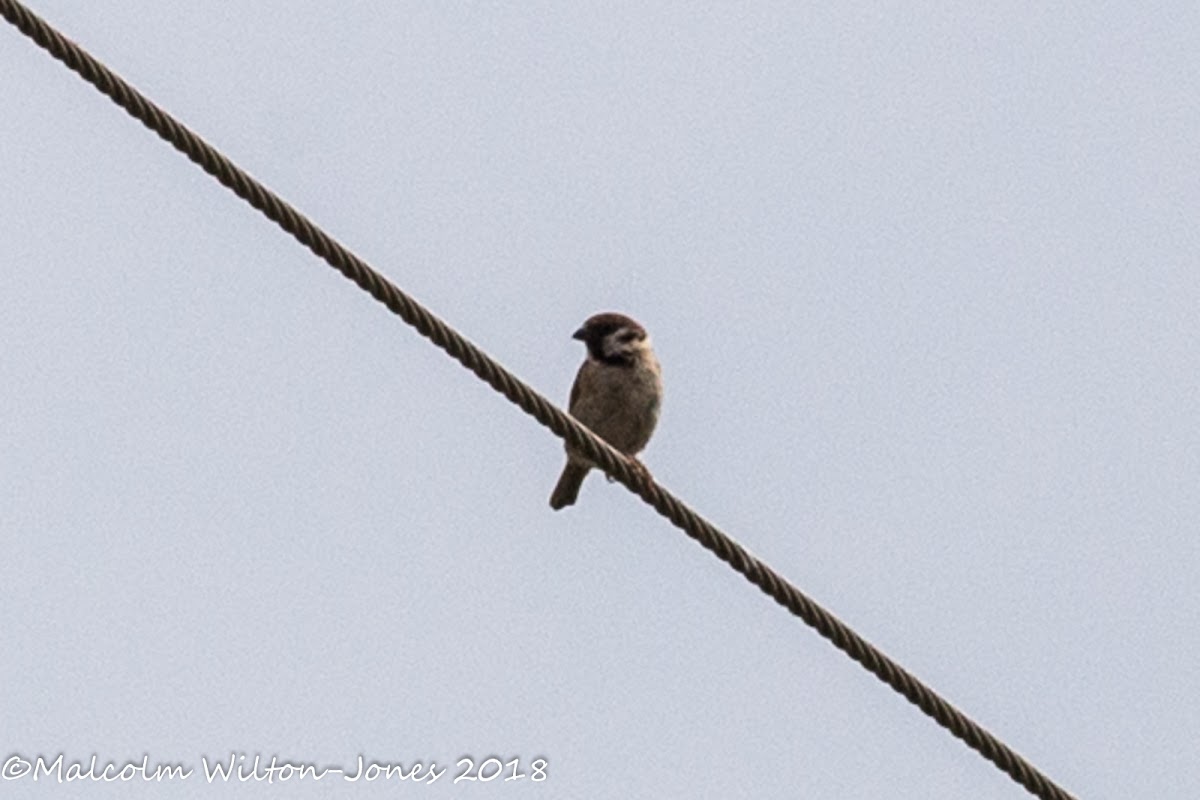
left=3, top=2, right=1198, bottom=798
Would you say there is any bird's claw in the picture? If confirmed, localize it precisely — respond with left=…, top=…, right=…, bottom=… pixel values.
left=607, top=457, right=651, bottom=484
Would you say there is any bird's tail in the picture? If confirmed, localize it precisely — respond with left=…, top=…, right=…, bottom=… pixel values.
left=549, top=462, right=590, bottom=510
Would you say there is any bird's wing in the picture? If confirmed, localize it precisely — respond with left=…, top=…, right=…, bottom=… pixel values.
left=568, top=360, right=590, bottom=413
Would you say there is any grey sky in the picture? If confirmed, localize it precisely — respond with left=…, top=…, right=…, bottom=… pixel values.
left=3, top=2, right=1198, bottom=797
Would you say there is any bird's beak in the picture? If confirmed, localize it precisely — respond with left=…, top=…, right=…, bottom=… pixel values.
left=572, top=328, right=587, bottom=341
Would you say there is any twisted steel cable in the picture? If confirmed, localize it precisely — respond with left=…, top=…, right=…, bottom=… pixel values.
left=1, top=2, right=1077, bottom=799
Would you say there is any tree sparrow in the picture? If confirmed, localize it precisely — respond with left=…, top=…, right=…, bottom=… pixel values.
left=549, top=312, right=663, bottom=510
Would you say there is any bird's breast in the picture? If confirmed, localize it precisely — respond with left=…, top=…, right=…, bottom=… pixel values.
left=569, top=359, right=661, bottom=456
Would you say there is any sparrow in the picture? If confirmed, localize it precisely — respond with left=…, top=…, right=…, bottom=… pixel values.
left=549, top=312, right=663, bottom=510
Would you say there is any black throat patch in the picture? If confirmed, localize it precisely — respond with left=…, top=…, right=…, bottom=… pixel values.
left=588, top=340, right=634, bottom=367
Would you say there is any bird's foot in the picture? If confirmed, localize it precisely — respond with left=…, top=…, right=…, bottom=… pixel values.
left=607, top=457, right=652, bottom=484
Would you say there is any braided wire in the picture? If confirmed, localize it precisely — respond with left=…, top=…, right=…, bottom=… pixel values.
left=1, top=3, right=1077, bottom=799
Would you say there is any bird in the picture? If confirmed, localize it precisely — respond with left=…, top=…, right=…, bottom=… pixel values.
left=549, top=312, right=663, bottom=510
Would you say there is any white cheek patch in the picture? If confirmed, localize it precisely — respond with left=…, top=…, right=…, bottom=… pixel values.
left=600, top=328, right=648, bottom=361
